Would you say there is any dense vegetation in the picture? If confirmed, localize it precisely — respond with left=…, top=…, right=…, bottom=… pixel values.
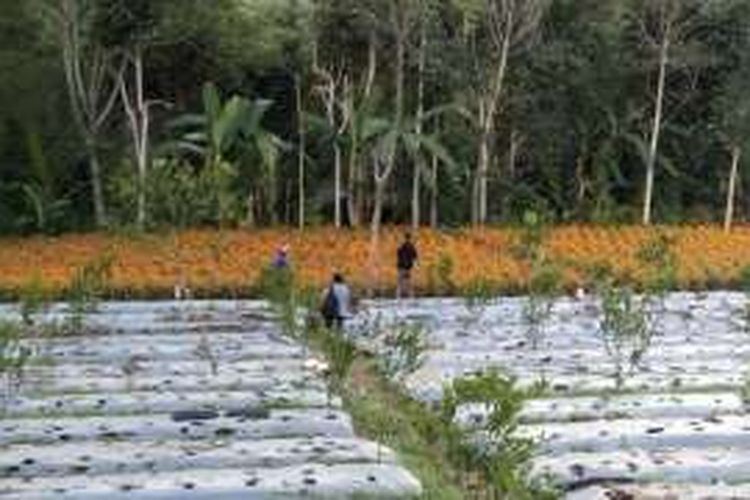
left=2, top=0, right=750, bottom=235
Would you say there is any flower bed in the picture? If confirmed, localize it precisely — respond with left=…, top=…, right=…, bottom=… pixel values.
left=2, top=225, right=750, bottom=299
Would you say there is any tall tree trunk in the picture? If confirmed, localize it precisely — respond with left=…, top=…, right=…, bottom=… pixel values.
left=346, top=33, right=377, bottom=228
left=56, top=0, right=122, bottom=229
left=643, top=31, right=670, bottom=226
left=370, top=1, right=407, bottom=294
left=412, top=21, right=426, bottom=231
left=296, top=74, right=306, bottom=230
left=334, top=141, right=342, bottom=227
left=508, top=129, right=519, bottom=179
left=473, top=9, right=512, bottom=226
left=245, top=191, right=256, bottom=228
left=430, top=152, right=439, bottom=228
left=371, top=179, right=387, bottom=237
left=346, top=87, right=361, bottom=227
left=725, top=145, right=742, bottom=233
left=372, top=0, right=406, bottom=235
left=311, top=43, right=342, bottom=228
left=85, top=138, right=107, bottom=228
left=119, top=45, right=150, bottom=232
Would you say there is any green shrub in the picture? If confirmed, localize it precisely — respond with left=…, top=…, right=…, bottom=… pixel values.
left=599, top=284, right=653, bottom=390
left=635, top=232, right=678, bottom=295
left=429, top=253, right=456, bottom=295
left=65, top=253, right=114, bottom=333
left=523, top=253, right=562, bottom=349
left=463, top=277, right=495, bottom=316
left=440, top=370, right=547, bottom=498
left=18, top=272, right=50, bottom=327
left=380, top=321, right=427, bottom=379
left=0, top=321, right=33, bottom=405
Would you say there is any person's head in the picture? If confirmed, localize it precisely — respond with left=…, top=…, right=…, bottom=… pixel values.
left=404, top=232, right=412, bottom=242
left=333, top=273, right=345, bottom=284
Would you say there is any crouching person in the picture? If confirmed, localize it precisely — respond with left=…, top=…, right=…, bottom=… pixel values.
left=321, top=273, right=352, bottom=330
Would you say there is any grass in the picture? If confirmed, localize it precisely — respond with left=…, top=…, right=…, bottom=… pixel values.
left=343, top=353, right=465, bottom=499
left=301, top=323, right=465, bottom=498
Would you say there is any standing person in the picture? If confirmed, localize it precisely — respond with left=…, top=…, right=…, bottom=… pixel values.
left=271, top=244, right=290, bottom=269
left=321, top=273, right=352, bottom=329
left=396, top=232, right=418, bottom=298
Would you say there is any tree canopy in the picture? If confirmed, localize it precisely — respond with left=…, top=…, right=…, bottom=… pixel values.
left=1, top=0, right=749, bottom=234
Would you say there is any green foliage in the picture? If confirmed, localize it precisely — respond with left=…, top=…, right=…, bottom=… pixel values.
left=169, top=82, right=283, bottom=227
left=441, top=370, right=547, bottom=498
left=380, top=321, right=427, bottom=380
left=3, top=0, right=750, bottom=232
left=18, top=272, right=49, bottom=327
left=518, top=210, right=547, bottom=259
left=109, top=159, right=218, bottom=229
left=0, top=320, right=33, bottom=406
left=738, top=265, right=750, bottom=292
left=463, top=277, right=494, bottom=316
left=635, top=232, right=678, bottom=295
left=66, top=253, right=114, bottom=333
left=523, top=253, right=563, bottom=349
left=319, top=327, right=357, bottom=406
left=513, top=210, right=562, bottom=349
left=257, top=265, right=298, bottom=337
left=737, top=265, right=750, bottom=334
left=598, top=282, right=653, bottom=391
left=429, top=253, right=456, bottom=295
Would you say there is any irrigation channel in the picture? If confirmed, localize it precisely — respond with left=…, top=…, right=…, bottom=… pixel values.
left=0, top=301, right=421, bottom=498
left=2, top=292, right=750, bottom=498
left=352, top=292, right=750, bottom=499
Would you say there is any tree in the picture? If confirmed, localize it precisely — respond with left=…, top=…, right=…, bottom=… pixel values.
left=171, top=83, right=281, bottom=227
left=95, top=0, right=165, bottom=231
left=450, top=0, right=546, bottom=226
left=710, top=2, right=750, bottom=232
left=312, top=0, right=382, bottom=228
left=635, top=0, right=705, bottom=225
left=38, top=0, right=124, bottom=228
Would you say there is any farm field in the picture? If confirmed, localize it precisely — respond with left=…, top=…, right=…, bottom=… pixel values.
left=355, top=291, right=750, bottom=498
left=0, top=301, right=422, bottom=499
left=1, top=291, right=750, bottom=497
left=2, top=225, right=750, bottom=299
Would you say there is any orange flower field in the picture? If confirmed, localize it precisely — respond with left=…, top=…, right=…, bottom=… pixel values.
left=2, top=225, right=750, bottom=300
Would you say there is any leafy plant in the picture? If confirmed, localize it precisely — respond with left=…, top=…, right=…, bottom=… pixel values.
left=380, top=321, right=427, bottom=380
left=18, top=272, right=50, bottom=327
left=429, top=252, right=456, bottom=295
left=598, top=282, right=654, bottom=390
left=741, top=374, right=750, bottom=406
left=523, top=252, right=562, bottom=349
left=512, top=210, right=562, bottom=349
left=320, top=328, right=357, bottom=407
left=635, top=231, right=678, bottom=299
left=195, top=335, right=218, bottom=375
left=0, top=321, right=34, bottom=408
left=441, top=370, right=545, bottom=499
left=463, top=277, right=495, bottom=316
left=65, top=253, right=114, bottom=333
left=170, top=82, right=283, bottom=226
left=257, top=264, right=297, bottom=337
left=516, top=210, right=547, bottom=260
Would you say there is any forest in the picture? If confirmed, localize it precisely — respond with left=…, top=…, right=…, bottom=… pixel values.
left=1, top=0, right=750, bottom=235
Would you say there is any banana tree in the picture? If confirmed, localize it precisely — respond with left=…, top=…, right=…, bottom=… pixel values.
left=170, top=82, right=282, bottom=226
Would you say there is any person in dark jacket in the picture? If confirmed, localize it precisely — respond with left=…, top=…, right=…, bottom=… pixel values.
left=321, top=273, right=352, bottom=329
left=396, top=232, right=418, bottom=298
